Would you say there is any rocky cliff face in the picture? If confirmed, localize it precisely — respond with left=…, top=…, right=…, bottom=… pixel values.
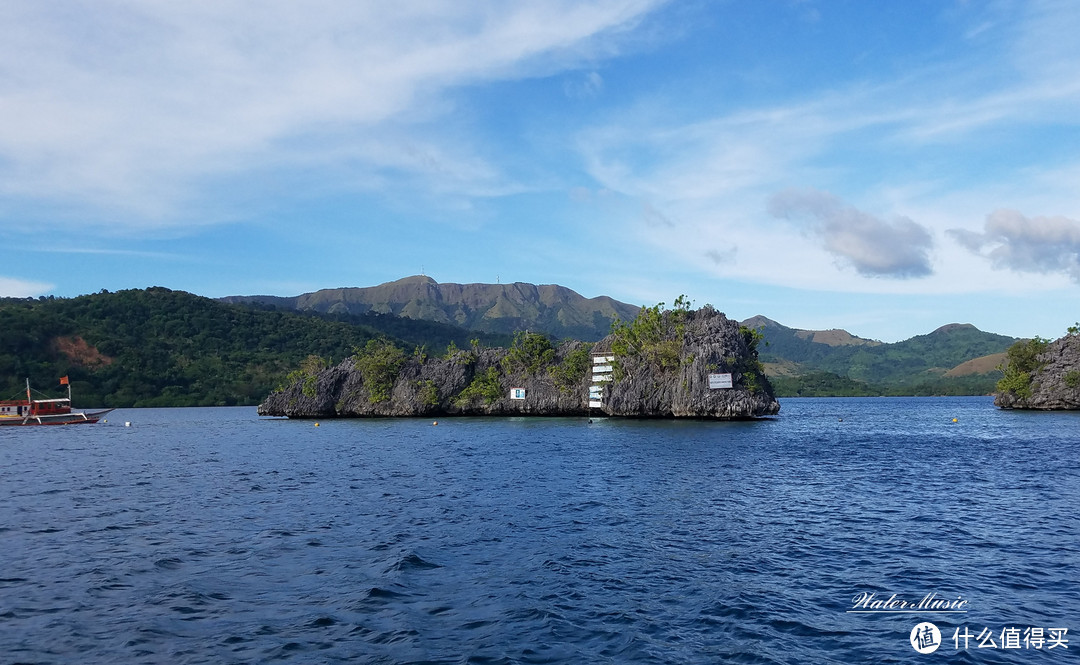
left=258, top=306, right=780, bottom=419
left=995, top=334, right=1080, bottom=410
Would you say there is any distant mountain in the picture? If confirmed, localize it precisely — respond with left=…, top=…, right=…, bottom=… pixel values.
left=743, top=316, right=1017, bottom=396
left=0, top=282, right=1025, bottom=406
left=222, top=275, right=640, bottom=341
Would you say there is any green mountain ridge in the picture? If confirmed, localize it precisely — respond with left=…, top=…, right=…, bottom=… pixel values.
left=743, top=315, right=1018, bottom=396
left=220, top=275, right=640, bottom=342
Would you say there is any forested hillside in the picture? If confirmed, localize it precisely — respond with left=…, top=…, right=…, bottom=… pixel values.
left=0, top=288, right=503, bottom=408
left=749, top=318, right=1016, bottom=396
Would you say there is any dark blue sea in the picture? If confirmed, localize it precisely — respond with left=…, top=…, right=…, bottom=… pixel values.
left=2, top=397, right=1078, bottom=664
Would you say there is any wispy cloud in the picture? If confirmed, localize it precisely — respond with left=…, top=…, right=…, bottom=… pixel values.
left=641, top=201, right=675, bottom=228
left=949, top=209, right=1080, bottom=281
left=0, top=0, right=666, bottom=228
left=564, top=71, right=605, bottom=99
left=24, top=246, right=190, bottom=260
left=575, top=0, right=1080, bottom=294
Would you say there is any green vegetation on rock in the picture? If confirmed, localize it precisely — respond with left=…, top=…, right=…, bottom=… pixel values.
left=502, top=331, right=555, bottom=374
left=551, top=343, right=593, bottom=391
left=996, top=337, right=1050, bottom=399
left=456, top=367, right=503, bottom=405
left=352, top=339, right=407, bottom=404
left=284, top=354, right=328, bottom=397
left=417, top=379, right=440, bottom=407
left=736, top=325, right=767, bottom=394
left=610, top=297, right=690, bottom=377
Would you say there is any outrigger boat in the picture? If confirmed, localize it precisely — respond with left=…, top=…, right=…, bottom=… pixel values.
left=0, top=377, right=114, bottom=426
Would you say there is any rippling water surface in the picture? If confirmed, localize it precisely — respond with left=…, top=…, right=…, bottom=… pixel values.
left=2, top=397, right=1078, bottom=663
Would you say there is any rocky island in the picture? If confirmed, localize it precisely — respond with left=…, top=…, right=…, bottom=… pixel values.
left=258, top=303, right=780, bottom=419
left=995, top=330, right=1080, bottom=410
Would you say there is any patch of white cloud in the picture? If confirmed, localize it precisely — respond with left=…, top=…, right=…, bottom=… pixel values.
left=768, top=188, right=933, bottom=278
left=0, top=0, right=666, bottom=228
left=0, top=277, right=54, bottom=298
left=950, top=209, right=1080, bottom=281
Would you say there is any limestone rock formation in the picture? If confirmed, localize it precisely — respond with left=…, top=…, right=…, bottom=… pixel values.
left=258, top=305, right=779, bottom=419
left=995, top=333, right=1080, bottom=410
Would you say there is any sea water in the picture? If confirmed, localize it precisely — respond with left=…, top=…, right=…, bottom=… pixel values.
left=1, top=397, right=1077, bottom=663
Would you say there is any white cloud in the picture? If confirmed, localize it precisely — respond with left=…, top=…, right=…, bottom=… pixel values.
left=0, top=277, right=54, bottom=298
left=0, top=0, right=665, bottom=228
left=769, top=188, right=933, bottom=278
left=950, top=209, right=1080, bottom=281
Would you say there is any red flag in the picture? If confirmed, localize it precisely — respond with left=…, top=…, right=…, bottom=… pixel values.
left=59, top=376, right=69, bottom=385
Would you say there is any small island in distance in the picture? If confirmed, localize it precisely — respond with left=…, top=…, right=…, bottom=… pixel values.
left=259, top=302, right=781, bottom=420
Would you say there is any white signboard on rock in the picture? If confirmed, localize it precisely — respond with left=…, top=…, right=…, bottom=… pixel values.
left=708, top=373, right=733, bottom=389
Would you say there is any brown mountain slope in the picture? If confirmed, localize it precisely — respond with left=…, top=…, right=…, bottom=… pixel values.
left=944, top=352, right=1006, bottom=377
left=224, top=275, right=640, bottom=341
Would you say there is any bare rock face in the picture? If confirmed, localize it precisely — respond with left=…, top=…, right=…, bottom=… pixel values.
left=258, top=306, right=779, bottom=419
left=598, top=307, right=779, bottom=418
left=995, top=334, right=1080, bottom=410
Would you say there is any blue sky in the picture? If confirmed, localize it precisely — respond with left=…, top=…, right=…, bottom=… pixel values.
left=3, top=0, right=1080, bottom=342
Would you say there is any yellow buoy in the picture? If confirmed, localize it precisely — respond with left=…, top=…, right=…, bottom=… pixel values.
left=952, top=418, right=958, bottom=423
left=433, top=421, right=438, bottom=426
left=315, top=422, right=320, bottom=427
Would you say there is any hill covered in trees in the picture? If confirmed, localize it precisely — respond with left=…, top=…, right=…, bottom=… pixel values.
left=0, top=288, right=506, bottom=408
left=746, top=317, right=1017, bottom=396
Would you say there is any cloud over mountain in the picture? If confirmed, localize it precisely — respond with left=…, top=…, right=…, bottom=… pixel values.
left=949, top=209, right=1080, bottom=281
left=768, top=188, right=933, bottom=279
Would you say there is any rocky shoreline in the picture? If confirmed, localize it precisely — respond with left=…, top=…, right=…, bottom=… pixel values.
left=259, top=306, right=780, bottom=420
left=995, top=333, right=1080, bottom=410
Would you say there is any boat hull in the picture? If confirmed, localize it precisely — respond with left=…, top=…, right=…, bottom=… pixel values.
left=0, top=408, right=114, bottom=426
